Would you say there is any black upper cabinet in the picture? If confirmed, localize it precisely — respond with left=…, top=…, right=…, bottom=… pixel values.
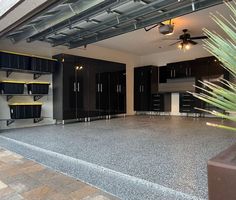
left=53, top=54, right=126, bottom=121
left=159, top=56, right=228, bottom=84
left=134, top=66, right=158, bottom=111
left=166, top=60, right=193, bottom=79
left=193, top=56, right=227, bottom=78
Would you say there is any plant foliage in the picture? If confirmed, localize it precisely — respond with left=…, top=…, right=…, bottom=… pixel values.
left=189, top=0, right=236, bottom=131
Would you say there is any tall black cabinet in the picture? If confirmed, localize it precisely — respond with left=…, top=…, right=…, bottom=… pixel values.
left=134, top=66, right=158, bottom=111
left=53, top=54, right=126, bottom=121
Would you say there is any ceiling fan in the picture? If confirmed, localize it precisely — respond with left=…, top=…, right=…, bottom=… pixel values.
left=169, top=29, right=208, bottom=49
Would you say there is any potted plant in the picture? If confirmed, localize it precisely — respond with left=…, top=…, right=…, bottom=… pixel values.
left=189, top=1, right=236, bottom=199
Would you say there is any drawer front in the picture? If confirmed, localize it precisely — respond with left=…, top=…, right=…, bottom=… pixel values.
left=151, top=94, right=164, bottom=111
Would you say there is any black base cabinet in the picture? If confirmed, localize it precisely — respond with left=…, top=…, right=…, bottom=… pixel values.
left=52, top=54, right=126, bottom=121
left=151, top=93, right=171, bottom=112
left=179, top=92, right=203, bottom=113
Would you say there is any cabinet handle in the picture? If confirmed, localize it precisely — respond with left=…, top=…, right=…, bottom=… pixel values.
left=101, top=84, right=103, bottom=92
left=139, top=85, right=141, bottom=93
left=142, top=85, right=144, bottom=92
left=74, top=82, right=76, bottom=92
left=119, top=85, right=122, bottom=93
left=97, top=84, right=100, bottom=92
left=77, top=82, right=80, bottom=92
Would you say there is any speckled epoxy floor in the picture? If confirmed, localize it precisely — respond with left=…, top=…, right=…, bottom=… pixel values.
left=0, top=116, right=235, bottom=200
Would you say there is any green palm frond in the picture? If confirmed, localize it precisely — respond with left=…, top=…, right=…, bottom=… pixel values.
left=193, top=0, right=236, bottom=131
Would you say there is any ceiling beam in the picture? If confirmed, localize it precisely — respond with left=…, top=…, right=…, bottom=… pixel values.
left=69, top=0, right=224, bottom=49
left=52, top=0, right=170, bottom=47
left=0, top=0, right=67, bottom=38
left=27, top=0, right=130, bottom=43
left=7, top=0, right=104, bottom=43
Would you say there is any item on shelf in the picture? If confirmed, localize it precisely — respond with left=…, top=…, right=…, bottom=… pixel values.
left=0, top=51, right=30, bottom=70
left=9, top=103, right=43, bottom=119
left=0, top=50, right=57, bottom=73
left=31, top=57, right=55, bottom=73
left=27, top=82, right=50, bottom=94
left=0, top=81, right=25, bottom=94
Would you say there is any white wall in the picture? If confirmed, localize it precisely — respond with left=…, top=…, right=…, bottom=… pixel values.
left=140, top=45, right=210, bottom=66
left=0, top=39, right=139, bottom=129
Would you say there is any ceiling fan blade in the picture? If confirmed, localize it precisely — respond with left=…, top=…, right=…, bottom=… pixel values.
left=161, top=38, right=179, bottom=40
left=169, top=41, right=181, bottom=46
left=188, top=40, right=198, bottom=45
left=190, top=36, right=208, bottom=40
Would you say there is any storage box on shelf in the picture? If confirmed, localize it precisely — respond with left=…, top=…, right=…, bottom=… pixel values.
left=0, top=81, right=25, bottom=94
left=0, top=50, right=57, bottom=79
left=0, top=81, right=50, bottom=101
left=27, top=82, right=50, bottom=94
left=9, top=103, right=42, bottom=119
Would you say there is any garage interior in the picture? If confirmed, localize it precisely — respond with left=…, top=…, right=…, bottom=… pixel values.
left=0, top=0, right=235, bottom=200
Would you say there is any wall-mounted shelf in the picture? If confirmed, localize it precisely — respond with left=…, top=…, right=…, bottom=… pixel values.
left=0, top=67, right=51, bottom=80
left=0, top=118, right=44, bottom=126
left=0, top=94, right=45, bottom=101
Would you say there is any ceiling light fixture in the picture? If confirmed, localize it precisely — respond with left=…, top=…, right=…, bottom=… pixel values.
left=178, top=42, right=191, bottom=50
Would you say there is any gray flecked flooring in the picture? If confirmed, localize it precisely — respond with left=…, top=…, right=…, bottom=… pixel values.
left=0, top=116, right=236, bottom=200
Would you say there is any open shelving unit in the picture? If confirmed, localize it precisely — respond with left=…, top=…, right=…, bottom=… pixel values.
left=0, top=50, right=57, bottom=126
left=0, top=94, right=46, bottom=101
left=0, top=67, right=51, bottom=80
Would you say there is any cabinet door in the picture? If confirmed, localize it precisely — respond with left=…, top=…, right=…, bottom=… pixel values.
left=141, top=68, right=151, bottom=111
left=193, top=57, right=209, bottom=77
left=134, top=68, right=142, bottom=111
left=63, top=62, right=76, bottom=120
left=75, top=68, right=84, bottom=118
left=175, top=62, right=187, bottom=78
left=208, top=58, right=224, bottom=76
left=118, top=70, right=126, bottom=114
left=109, top=72, right=119, bottom=115
left=99, top=72, right=110, bottom=116
left=159, top=66, right=168, bottom=83
left=166, top=64, right=174, bottom=79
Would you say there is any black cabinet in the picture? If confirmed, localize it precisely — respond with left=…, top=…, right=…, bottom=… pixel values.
left=110, top=70, right=126, bottom=115
left=96, top=72, right=110, bottom=116
left=134, top=66, right=158, bottom=111
left=193, top=56, right=228, bottom=78
left=53, top=54, right=126, bottom=121
left=164, top=60, right=194, bottom=80
left=151, top=93, right=171, bottom=112
left=179, top=92, right=202, bottom=113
